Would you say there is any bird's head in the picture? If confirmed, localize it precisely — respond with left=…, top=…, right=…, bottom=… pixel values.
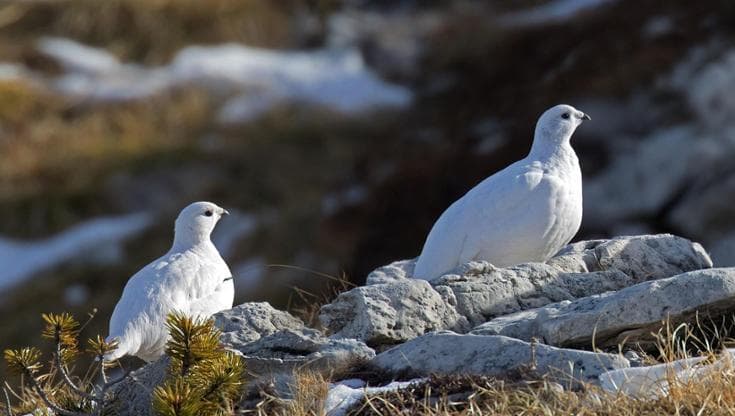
left=534, top=104, right=590, bottom=146
left=173, top=201, right=229, bottom=247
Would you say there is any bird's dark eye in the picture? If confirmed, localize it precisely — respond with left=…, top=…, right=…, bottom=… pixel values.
left=561, top=113, right=570, bottom=119
left=204, top=210, right=213, bottom=217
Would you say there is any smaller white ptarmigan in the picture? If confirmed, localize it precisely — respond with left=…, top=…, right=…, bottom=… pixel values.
left=105, top=201, right=234, bottom=362
left=414, top=104, right=590, bottom=281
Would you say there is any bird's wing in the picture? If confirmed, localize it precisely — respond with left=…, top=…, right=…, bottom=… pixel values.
left=413, top=196, right=471, bottom=280
left=414, top=161, right=552, bottom=279
left=460, top=166, right=563, bottom=263
left=188, top=277, right=234, bottom=318
left=106, top=257, right=173, bottom=358
left=107, top=253, right=203, bottom=335
left=183, top=254, right=234, bottom=318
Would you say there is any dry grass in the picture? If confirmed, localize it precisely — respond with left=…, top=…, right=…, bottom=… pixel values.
left=280, top=265, right=356, bottom=328
left=244, top=371, right=330, bottom=416
left=287, top=372, right=330, bottom=416
left=243, top=365, right=735, bottom=416
left=351, top=369, right=735, bottom=416
left=0, top=80, right=213, bottom=200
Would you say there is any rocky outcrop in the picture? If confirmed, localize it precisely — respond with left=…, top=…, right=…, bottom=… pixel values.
left=216, top=305, right=376, bottom=394
left=214, top=302, right=305, bottom=346
left=108, top=357, right=169, bottom=416
left=110, top=235, right=723, bottom=413
left=320, top=234, right=712, bottom=342
left=319, top=279, right=469, bottom=346
left=234, top=328, right=375, bottom=380
left=371, top=332, right=629, bottom=384
left=365, top=259, right=416, bottom=285
left=471, top=268, right=735, bottom=348
left=549, top=234, right=711, bottom=280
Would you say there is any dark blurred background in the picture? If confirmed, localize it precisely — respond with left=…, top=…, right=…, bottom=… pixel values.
left=1, top=0, right=735, bottom=377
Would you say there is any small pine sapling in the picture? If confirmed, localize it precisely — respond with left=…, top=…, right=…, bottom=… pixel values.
left=3, top=312, right=128, bottom=416
left=152, top=313, right=245, bottom=416
left=3, top=311, right=245, bottom=416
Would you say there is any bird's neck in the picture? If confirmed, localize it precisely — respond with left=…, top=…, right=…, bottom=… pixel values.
left=527, top=130, right=576, bottom=167
left=171, top=226, right=213, bottom=252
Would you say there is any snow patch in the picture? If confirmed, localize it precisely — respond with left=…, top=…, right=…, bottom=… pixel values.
left=37, top=38, right=412, bottom=122
left=0, top=63, right=29, bottom=80
left=38, top=37, right=121, bottom=74
left=600, top=349, right=735, bottom=399
left=0, top=212, right=152, bottom=292
left=217, top=92, right=286, bottom=124
left=325, top=379, right=425, bottom=416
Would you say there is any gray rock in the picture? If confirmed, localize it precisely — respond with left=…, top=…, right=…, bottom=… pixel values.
left=371, top=332, right=629, bottom=384
left=234, top=328, right=375, bottom=378
left=367, top=234, right=710, bottom=285
left=439, top=234, right=711, bottom=326
left=108, top=357, right=169, bottom=416
left=365, top=259, right=414, bottom=285
left=319, top=279, right=469, bottom=346
left=550, top=234, right=712, bottom=278
left=230, top=328, right=375, bottom=400
left=435, top=262, right=623, bottom=326
left=624, top=350, right=644, bottom=367
left=215, top=305, right=373, bottom=396
left=214, top=302, right=305, bottom=347
left=471, top=268, right=735, bottom=348
left=326, top=235, right=711, bottom=341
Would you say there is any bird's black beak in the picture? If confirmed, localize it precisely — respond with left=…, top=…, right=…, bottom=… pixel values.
left=581, top=113, right=591, bottom=121
left=221, top=209, right=230, bottom=216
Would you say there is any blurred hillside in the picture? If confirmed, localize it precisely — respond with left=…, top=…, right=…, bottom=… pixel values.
left=1, top=0, right=735, bottom=379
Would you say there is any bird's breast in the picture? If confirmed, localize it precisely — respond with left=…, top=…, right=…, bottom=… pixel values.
left=541, top=169, right=583, bottom=254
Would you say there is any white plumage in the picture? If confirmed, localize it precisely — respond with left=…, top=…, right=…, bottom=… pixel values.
left=414, top=104, right=589, bottom=281
left=105, top=201, right=234, bottom=362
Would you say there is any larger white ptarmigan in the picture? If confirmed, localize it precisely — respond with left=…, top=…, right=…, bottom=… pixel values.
left=105, top=201, right=234, bottom=362
left=414, top=104, right=589, bottom=281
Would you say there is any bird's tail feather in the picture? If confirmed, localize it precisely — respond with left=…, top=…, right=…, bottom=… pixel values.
left=103, top=336, right=129, bottom=362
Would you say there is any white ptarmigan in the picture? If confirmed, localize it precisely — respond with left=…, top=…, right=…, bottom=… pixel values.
left=105, top=201, right=234, bottom=362
left=414, top=104, right=589, bottom=281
